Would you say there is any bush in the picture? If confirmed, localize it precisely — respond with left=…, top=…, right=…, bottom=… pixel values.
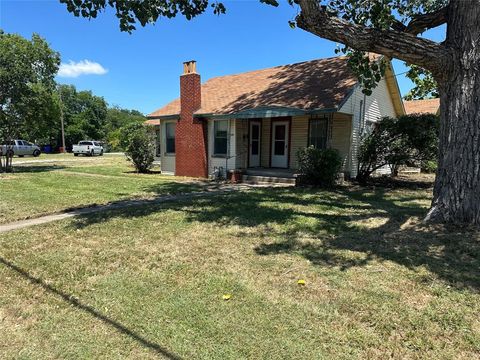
left=119, top=122, right=144, bottom=150
left=297, top=146, right=342, bottom=187
left=121, top=125, right=155, bottom=173
left=357, top=114, right=439, bottom=183
left=422, top=160, right=438, bottom=173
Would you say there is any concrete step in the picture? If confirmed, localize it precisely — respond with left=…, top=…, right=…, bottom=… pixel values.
left=242, top=175, right=296, bottom=185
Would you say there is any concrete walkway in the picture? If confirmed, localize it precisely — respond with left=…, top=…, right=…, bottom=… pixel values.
left=0, top=186, right=247, bottom=234
left=12, top=158, right=90, bottom=165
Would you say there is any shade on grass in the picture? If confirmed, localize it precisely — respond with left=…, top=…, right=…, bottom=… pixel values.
left=0, top=154, right=204, bottom=224
left=0, top=186, right=478, bottom=358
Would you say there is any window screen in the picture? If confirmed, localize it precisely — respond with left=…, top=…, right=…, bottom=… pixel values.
left=309, top=118, right=328, bottom=149
left=165, top=122, right=176, bottom=154
left=214, top=120, right=228, bottom=155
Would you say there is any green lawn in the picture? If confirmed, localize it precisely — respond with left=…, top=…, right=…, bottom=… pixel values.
left=1, top=154, right=205, bottom=224
left=1, top=184, right=478, bottom=358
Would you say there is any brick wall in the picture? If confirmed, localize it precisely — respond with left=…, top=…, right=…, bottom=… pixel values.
left=175, top=71, right=208, bottom=178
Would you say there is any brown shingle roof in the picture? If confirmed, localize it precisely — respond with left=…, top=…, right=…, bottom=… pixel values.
left=148, top=56, right=358, bottom=118
left=144, top=119, right=161, bottom=125
left=403, top=98, right=440, bottom=115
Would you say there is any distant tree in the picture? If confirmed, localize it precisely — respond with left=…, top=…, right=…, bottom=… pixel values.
left=0, top=31, right=60, bottom=172
left=104, top=107, right=145, bottom=151
left=404, top=65, right=439, bottom=100
left=57, top=84, right=108, bottom=148
left=19, top=83, right=62, bottom=144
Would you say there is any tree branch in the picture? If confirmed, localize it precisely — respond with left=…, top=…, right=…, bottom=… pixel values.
left=404, top=6, right=449, bottom=35
left=296, top=0, right=449, bottom=74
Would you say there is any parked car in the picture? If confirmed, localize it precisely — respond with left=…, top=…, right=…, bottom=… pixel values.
left=72, top=141, right=104, bottom=156
left=0, top=140, right=41, bottom=157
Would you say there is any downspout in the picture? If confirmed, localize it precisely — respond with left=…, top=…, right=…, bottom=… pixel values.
left=360, top=93, right=367, bottom=136
left=225, top=118, right=231, bottom=178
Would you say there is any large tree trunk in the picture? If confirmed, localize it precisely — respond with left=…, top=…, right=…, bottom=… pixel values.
left=297, top=0, right=479, bottom=225
left=425, top=1, right=480, bottom=225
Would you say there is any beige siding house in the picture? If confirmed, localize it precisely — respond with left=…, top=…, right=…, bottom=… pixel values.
left=146, top=56, right=405, bottom=179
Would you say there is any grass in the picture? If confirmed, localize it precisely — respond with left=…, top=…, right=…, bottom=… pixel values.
left=0, top=154, right=205, bottom=224
left=11, top=152, right=75, bottom=163
left=0, top=181, right=479, bottom=358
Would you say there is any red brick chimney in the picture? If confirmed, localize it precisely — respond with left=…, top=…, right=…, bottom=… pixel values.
left=175, top=60, right=208, bottom=177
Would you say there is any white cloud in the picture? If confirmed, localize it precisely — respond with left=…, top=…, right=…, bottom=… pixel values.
left=58, top=60, right=108, bottom=78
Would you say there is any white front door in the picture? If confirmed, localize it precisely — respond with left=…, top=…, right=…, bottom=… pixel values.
left=249, top=121, right=261, bottom=167
left=271, top=121, right=289, bottom=168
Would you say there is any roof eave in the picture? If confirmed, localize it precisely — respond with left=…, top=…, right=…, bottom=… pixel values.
left=384, top=62, right=406, bottom=116
left=146, top=114, right=180, bottom=121
left=194, top=106, right=338, bottom=119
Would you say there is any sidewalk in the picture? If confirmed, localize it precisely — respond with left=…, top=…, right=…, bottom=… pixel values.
left=0, top=186, right=246, bottom=234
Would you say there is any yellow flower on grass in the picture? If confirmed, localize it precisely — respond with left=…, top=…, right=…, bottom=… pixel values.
left=297, top=279, right=306, bottom=286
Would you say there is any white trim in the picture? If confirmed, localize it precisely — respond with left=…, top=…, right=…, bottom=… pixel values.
left=163, top=120, right=176, bottom=156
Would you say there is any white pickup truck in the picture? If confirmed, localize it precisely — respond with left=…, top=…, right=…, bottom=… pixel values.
left=0, top=140, right=41, bottom=157
left=72, top=141, right=104, bottom=156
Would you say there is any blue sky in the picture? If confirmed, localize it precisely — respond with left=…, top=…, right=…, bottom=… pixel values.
left=1, top=0, right=445, bottom=115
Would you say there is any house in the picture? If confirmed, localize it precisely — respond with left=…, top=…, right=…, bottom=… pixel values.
left=146, top=56, right=405, bottom=179
left=404, top=98, right=440, bottom=115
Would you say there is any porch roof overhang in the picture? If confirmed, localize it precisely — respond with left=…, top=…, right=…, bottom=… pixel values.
left=193, top=106, right=337, bottom=120
left=145, top=106, right=337, bottom=124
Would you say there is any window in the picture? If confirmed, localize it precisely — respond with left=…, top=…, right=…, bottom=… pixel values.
left=309, top=117, right=329, bottom=149
left=79, top=141, right=93, bottom=146
left=251, top=123, right=260, bottom=155
left=273, top=124, right=286, bottom=155
left=165, top=122, right=176, bottom=154
left=214, top=120, right=228, bottom=156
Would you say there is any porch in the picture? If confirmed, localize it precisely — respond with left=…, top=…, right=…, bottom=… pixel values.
left=241, top=168, right=297, bottom=186
left=218, top=112, right=353, bottom=176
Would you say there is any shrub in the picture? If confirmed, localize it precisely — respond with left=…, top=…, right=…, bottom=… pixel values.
left=297, top=146, right=342, bottom=187
left=118, top=122, right=144, bottom=150
left=422, top=160, right=438, bottom=173
left=357, top=114, right=439, bottom=183
left=121, top=125, right=154, bottom=173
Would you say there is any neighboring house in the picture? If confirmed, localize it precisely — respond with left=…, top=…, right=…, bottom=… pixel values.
left=403, top=98, right=440, bottom=115
left=146, top=56, right=405, bottom=179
